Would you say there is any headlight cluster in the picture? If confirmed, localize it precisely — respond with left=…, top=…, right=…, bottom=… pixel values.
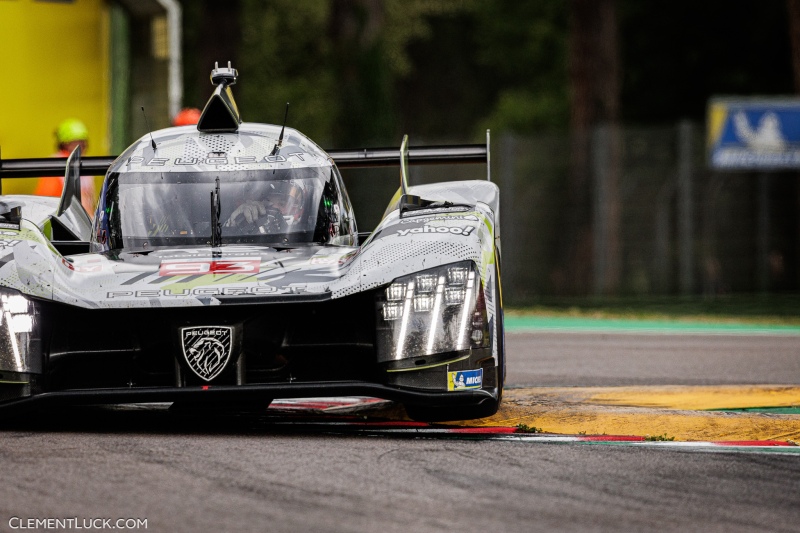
left=376, top=261, right=488, bottom=365
left=0, top=289, right=41, bottom=374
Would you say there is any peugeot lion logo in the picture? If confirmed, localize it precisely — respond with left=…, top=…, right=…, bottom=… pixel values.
left=181, top=326, right=233, bottom=381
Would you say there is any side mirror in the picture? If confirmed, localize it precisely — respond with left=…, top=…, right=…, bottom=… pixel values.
left=0, top=201, right=22, bottom=228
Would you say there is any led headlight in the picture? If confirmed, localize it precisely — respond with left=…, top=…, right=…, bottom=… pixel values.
left=413, top=294, right=436, bottom=313
left=382, top=302, right=404, bottom=321
left=0, top=289, right=42, bottom=374
left=415, top=274, right=437, bottom=293
left=385, top=283, right=406, bottom=302
left=376, top=261, right=489, bottom=364
left=446, top=266, right=469, bottom=286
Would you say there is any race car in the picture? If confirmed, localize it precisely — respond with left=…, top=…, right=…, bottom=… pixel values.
left=0, top=63, right=503, bottom=421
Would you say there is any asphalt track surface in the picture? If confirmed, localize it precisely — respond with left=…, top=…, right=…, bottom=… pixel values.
left=506, top=332, right=800, bottom=386
left=0, top=330, right=798, bottom=532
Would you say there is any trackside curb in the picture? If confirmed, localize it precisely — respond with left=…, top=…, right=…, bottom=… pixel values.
left=452, top=386, right=800, bottom=443
left=269, top=391, right=800, bottom=447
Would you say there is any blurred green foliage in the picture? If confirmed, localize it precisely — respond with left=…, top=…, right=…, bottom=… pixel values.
left=618, top=0, right=793, bottom=122
left=181, top=0, right=792, bottom=143
left=471, top=1, right=569, bottom=132
left=516, top=293, right=800, bottom=321
left=238, top=0, right=336, bottom=142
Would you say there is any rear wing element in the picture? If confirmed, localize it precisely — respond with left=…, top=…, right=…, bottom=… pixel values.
left=0, top=155, right=116, bottom=180
left=0, top=130, right=490, bottom=187
left=332, top=136, right=489, bottom=172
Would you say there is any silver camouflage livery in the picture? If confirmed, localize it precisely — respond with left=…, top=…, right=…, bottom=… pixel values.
left=0, top=63, right=504, bottom=421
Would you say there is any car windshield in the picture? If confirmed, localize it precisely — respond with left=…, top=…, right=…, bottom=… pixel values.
left=100, top=167, right=331, bottom=249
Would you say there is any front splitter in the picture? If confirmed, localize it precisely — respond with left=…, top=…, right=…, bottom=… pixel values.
left=0, top=381, right=495, bottom=415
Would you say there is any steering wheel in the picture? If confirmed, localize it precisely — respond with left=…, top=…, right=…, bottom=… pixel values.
left=231, top=206, right=288, bottom=235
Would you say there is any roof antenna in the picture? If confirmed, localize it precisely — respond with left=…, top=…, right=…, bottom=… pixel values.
left=271, top=102, right=290, bottom=155
left=141, top=107, right=157, bottom=151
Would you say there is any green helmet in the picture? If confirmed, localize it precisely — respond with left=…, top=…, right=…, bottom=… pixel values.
left=56, top=119, right=88, bottom=144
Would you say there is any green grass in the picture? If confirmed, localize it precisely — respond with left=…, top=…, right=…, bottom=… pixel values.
left=507, top=293, right=800, bottom=325
left=644, top=433, right=676, bottom=442
left=516, top=423, right=543, bottom=434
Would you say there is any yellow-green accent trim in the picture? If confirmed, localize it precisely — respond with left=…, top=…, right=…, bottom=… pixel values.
left=386, top=354, right=470, bottom=372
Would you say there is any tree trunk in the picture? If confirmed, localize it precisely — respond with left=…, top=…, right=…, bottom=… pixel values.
left=196, top=0, right=241, bottom=105
left=329, top=0, right=390, bottom=146
left=787, top=0, right=800, bottom=92
left=566, top=0, right=622, bottom=296
left=787, top=0, right=800, bottom=288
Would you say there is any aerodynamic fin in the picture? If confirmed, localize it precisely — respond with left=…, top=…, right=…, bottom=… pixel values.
left=397, top=135, right=428, bottom=215
left=52, top=145, right=92, bottom=241
left=0, top=200, right=22, bottom=226
left=400, top=134, right=410, bottom=195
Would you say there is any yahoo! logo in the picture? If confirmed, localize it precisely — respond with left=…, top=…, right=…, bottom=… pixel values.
left=396, top=225, right=475, bottom=237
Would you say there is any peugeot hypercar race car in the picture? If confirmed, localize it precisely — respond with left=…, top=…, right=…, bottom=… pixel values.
left=0, top=63, right=503, bottom=421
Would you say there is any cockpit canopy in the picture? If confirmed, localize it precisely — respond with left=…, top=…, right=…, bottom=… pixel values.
left=91, top=134, right=357, bottom=252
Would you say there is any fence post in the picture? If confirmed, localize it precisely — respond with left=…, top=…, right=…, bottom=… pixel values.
left=757, top=173, right=770, bottom=292
left=654, top=182, right=672, bottom=293
left=677, top=120, right=694, bottom=295
left=592, top=124, right=610, bottom=296
left=500, top=134, right=516, bottom=299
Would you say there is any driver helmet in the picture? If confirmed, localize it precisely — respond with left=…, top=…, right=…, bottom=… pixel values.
left=265, top=180, right=305, bottom=221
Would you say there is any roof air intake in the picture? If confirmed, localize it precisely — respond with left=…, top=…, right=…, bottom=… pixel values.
left=197, top=62, right=242, bottom=133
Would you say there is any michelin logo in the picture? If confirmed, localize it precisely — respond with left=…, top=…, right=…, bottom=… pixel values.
left=397, top=225, right=475, bottom=237
left=447, top=369, right=483, bottom=391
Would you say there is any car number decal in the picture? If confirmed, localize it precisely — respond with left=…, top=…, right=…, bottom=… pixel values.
left=159, top=258, right=260, bottom=276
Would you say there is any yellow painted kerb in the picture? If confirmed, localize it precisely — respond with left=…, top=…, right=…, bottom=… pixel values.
left=585, top=385, right=800, bottom=411
left=452, top=386, right=800, bottom=442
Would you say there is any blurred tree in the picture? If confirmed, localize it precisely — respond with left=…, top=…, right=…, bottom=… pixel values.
left=558, top=0, right=622, bottom=295
left=189, top=0, right=473, bottom=146
left=327, top=0, right=393, bottom=146
left=471, top=1, right=569, bottom=134
left=619, top=0, right=793, bottom=122
left=329, top=0, right=470, bottom=145
left=237, top=0, right=336, bottom=143
left=788, top=0, right=800, bottom=92
left=181, top=0, right=241, bottom=112
left=180, top=0, right=795, bottom=137
left=786, top=0, right=800, bottom=289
